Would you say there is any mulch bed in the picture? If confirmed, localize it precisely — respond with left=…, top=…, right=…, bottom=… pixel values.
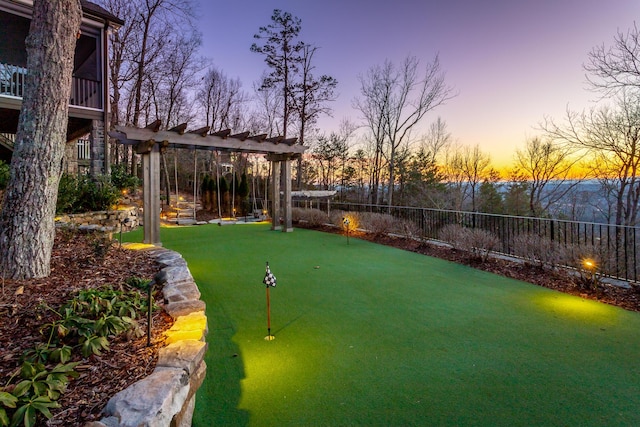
left=0, top=230, right=173, bottom=426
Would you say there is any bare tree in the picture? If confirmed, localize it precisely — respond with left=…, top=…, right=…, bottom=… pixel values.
left=514, top=136, right=582, bottom=217
left=460, top=144, right=492, bottom=212
left=98, top=0, right=196, bottom=171
left=585, top=23, right=640, bottom=94
left=292, top=44, right=337, bottom=188
left=543, top=92, right=640, bottom=226
left=0, top=0, right=82, bottom=279
left=354, top=55, right=454, bottom=207
left=197, top=66, right=247, bottom=132
left=250, top=78, right=283, bottom=136
left=441, top=145, right=467, bottom=210
left=421, top=117, right=452, bottom=163
left=149, top=32, right=202, bottom=128
left=310, top=120, right=354, bottom=191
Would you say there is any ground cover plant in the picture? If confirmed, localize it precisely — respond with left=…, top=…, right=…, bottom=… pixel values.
left=0, top=230, right=170, bottom=426
left=124, top=223, right=640, bottom=426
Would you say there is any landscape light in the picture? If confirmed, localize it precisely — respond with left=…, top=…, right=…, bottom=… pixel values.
left=119, top=217, right=131, bottom=246
left=582, top=258, right=598, bottom=289
left=343, top=217, right=350, bottom=245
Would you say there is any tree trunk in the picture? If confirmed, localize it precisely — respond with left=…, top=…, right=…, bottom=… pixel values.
left=0, top=0, right=82, bottom=279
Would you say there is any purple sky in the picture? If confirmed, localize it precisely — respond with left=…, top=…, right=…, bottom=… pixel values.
left=194, top=1, right=640, bottom=167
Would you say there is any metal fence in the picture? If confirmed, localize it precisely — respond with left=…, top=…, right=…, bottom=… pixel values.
left=295, top=200, right=640, bottom=284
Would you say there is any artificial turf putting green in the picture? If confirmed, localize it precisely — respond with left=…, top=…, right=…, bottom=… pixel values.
left=125, top=223, right=640, bottom=426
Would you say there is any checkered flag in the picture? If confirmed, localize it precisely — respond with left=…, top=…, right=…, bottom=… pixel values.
left=263, top=262, right=277, bottom=287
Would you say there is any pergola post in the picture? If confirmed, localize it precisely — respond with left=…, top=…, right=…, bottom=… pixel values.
left=142, top=143, right=161, bottom=245
left=282, top=159, right=293, bottom=232
left=271, top=160, right=281, bottom=231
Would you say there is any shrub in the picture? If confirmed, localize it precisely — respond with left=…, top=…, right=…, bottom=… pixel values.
left=293, top=208, right=329, bottom=226
left=359, top=212, right=395, bottom=236
left=56, top=173, right=79, bottom=214
left=393, top=218, right=422, bottom=239
left=512, top=233, right=567, bottom=268
left=438, top=224, right=465, bottom=249
left=0, top=159, right=9, bottom=189
left=110, top=163, right=140, bottom=192
left=56, top=174, right=120, bottom=214
left=466, top=229, right=501, bottom=262
left=438, top=224, right=500, bottom=262
left=329, top=210, right=346, bottom=227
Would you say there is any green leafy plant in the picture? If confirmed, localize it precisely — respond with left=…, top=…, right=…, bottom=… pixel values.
left=0, top=392, right=18, bottom=426
left=110, top=163, right=140, bottom=192
left=56, top=173, right=120, bottom=214
left=0, top=160, right=10, bottom=190
left=4, top=283, right=152, bottom=426
left=1, top=361, right=78, bottom=427
left=125, top=276, right=149, bottom=291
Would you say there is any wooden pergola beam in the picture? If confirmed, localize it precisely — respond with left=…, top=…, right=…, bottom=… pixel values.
left=112, top=126, right=306, bottom=155
left=189, top=126, right=210, bottom=137
left=168, top=123, right=188, bottom=134
left=211, top=129, right=231, bottom=138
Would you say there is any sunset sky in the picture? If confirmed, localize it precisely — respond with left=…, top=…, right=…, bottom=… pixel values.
left=194, top=1, right=640, bottom=168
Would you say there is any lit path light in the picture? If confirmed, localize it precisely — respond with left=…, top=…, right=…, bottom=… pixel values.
left=342, top=217, right=350, bottom=245
left=582, top=258, right=599, bottom=290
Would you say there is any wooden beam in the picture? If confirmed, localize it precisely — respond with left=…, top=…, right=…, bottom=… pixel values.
left=135, top=139, right=155, bottom=154
left=145, top=120, right=162, bottom=132
left=169, top=123, right=188, bottom=134
left=108, top=130, right=137, bottom=145
left=266, top=153, right=297, bottom=162
left=189, top=126, right=210, bottom=137
left=211, top=129, right=231, bottom=138
left=230, top=131, right=250, bottom=140
left=114, top=126, right=307, bottom=155
left=266, top=136, right=283, bottom=144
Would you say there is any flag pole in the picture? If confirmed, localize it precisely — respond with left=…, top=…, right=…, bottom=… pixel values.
left=266, top=284, right=273, bottom=340
left=264, top=261, right=275, bottom=341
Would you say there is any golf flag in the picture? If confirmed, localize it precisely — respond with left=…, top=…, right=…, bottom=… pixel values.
left=263, top=262, right=276, bottom=341
left=263, top=263, right=277, bottom=287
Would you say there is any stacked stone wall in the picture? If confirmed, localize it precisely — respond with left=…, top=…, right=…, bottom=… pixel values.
left=86, top=247, right=208, bottom=427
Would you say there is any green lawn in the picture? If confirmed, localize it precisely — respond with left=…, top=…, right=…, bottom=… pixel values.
left=125, top=223, right=640, bottom=426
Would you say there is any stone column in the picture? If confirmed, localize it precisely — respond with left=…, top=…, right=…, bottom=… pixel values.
left=90, top=119, right=105, bottom=176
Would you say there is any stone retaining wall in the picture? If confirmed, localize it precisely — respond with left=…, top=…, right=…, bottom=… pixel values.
left=56, top=206, right=140, bottom=233
left=86, top=246, right=208, bottom=427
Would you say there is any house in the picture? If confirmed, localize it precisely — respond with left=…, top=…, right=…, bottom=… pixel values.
left=0, top=0, right=123, bottom=176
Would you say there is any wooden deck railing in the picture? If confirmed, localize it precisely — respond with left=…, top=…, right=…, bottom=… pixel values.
left=0, top=62, right=102, bottom=109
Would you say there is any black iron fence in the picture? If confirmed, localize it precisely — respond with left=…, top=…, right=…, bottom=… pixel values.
left=294, top=200, right=640, bottom=284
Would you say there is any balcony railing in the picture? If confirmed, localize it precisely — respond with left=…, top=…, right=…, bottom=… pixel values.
left=0, top=62, right=102, bottom=109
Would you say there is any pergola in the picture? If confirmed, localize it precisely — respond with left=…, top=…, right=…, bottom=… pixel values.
left=109, top=121, right=307, bottom=245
